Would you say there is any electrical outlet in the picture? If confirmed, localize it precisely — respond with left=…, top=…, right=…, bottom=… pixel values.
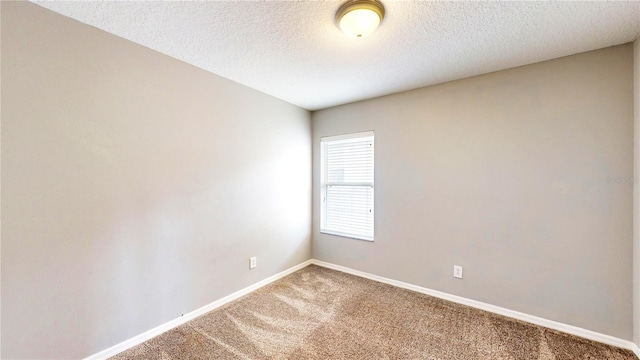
left=453, top=265, right=463, bottom=279
left=250, top=257, right=257, bottom=269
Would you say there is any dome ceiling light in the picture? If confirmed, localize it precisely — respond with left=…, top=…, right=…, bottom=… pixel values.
left=335, top=0, right=385, bottom=39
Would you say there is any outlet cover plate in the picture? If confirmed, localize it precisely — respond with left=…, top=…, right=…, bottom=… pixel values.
left=453, top=265, right=463, bottom=279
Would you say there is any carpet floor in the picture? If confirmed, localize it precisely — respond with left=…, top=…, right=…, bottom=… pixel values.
left=111, top=265, right=636, bottom=359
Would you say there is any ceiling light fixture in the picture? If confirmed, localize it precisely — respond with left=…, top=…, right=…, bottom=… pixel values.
left=335, top=0, right=385, bottom=39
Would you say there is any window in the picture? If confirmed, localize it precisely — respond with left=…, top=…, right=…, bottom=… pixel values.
left=321, top=131, right=374, bottom=241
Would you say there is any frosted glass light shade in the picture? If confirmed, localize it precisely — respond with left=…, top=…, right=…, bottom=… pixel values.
left=336, top=1, right=385, bottom=39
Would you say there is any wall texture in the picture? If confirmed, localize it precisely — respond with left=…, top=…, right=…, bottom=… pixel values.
left=1, top=2, right=311, bottom=358
left=634, top=38, right=640, bottom=349
left=313, top=44, right=634, bottom=340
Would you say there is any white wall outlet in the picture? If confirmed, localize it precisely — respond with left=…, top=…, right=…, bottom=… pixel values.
left=453, top=265, right=463, bottom=279
left=250, top=257, right=257, bottom=269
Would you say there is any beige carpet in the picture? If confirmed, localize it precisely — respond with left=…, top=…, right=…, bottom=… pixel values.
left=111, top=265, right=636, bottom=359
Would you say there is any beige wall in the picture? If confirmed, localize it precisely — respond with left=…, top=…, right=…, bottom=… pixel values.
left=312, top=45, right=634, bottom=340
left=634, top=38, right=640, bottom=348
left=1, top=3, right=311, bottom=359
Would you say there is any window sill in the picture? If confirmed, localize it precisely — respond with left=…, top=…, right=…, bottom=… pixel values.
left=320, top=230, right=373, bottom=242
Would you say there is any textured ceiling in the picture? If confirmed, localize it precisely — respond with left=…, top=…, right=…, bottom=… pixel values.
left=32, top=1, right=640, bottom=111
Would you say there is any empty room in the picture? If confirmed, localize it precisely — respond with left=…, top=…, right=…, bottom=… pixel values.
left=2, top=1, right=640, bottom=359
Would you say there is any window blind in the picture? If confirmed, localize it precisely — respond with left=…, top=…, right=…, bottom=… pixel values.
left=321, top=131, right=374, bottom=241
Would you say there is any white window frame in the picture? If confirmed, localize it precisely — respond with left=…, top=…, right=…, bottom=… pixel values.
left=320, top=131, right=374, bottom=241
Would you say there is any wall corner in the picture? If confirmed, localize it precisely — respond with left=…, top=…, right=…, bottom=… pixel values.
left=633, top=37, right=640, bottom=348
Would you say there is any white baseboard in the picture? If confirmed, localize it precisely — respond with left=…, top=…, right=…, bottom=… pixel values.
left=85, top=259, right=313, bottom=360
left=311, top=259, right=638, bottom=355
